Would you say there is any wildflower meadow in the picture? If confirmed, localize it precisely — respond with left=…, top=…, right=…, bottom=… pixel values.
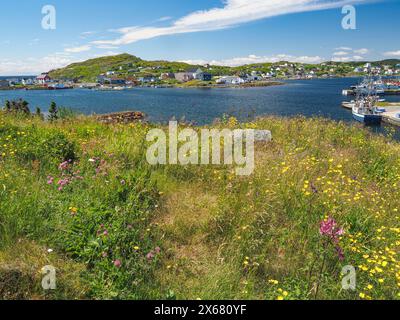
left=1, top=110, right=400, bottom=300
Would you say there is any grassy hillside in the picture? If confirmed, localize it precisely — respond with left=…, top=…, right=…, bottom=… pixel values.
left=49, top=54, right=143, bottom=81
left=1, top=111, right=400, bottom=300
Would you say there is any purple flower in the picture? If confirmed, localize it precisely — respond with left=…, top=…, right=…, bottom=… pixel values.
left=59, top=161, right=69, bottom=171
left=319, top=217, right=345, bottom=261
left=47, top=176, right=54, bottom=185
left=319, top=217, right=344, bottom=239
left=146, top=251, right=155, bottom=261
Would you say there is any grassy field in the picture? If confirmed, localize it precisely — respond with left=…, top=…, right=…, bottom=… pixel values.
left=1, top=111, right=400, bottom=300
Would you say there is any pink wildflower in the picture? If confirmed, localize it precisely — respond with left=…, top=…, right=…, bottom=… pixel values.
left=47, top=176, right=54, bottom=185
left=146, top=251, right=155, bottom=261
left=59, top=161, right=69, bottom=171
left=113, top=259, right=122, bottom=268
left=319, top=217, right=345, bottom=261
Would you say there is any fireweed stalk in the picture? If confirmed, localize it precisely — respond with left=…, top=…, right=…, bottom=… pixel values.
left=310, top=217, right=345, bottom=299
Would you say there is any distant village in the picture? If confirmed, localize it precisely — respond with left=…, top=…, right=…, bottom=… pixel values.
left=1, top=61, right=400, bottom=90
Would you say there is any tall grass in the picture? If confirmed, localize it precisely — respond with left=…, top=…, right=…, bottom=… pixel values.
left=1, top=112, right=400, bottom=300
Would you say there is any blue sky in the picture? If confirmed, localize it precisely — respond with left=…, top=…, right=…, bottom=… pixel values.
left=0, top=0, right=399, bottom=75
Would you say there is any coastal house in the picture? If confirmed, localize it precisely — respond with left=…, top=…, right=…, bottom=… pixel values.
left=216, top=76, right=245, bottom=85
left=36, top=73, right=51, bottom=84
left=138, top=76, right=157, bottom=83
left=246, top=71, right=262, bottom=82
left=97, top=75, right=126, bottom=85
left=174, top=72, right=194, bottom=82
left=0, top=79, right=10, bottom=88
left=21, top=78, right=34, bottom=85
left=159, top=73, right=175, bottom=80
left=109, top=77, right=126, bottom=85
left=192, top=68, right=212, bottom=81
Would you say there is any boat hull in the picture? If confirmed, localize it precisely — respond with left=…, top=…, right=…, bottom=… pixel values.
left=352, top=112, right=382, bottom=125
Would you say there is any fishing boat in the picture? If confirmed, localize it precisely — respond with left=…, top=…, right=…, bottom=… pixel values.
left=351, top=75, right=383, bottom=125
left=352, top=98, right=382, bottom=125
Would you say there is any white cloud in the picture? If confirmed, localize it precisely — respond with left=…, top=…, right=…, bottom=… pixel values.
left=0, top=53, right=78, bottom=75
left=333, top=51, right=349, bottom=56
left=335, top=46, right=352, bottom=51
left=92, top=51, right=123, bottom=58
left=64, top=45, right=92, bottom=53
left=352, top=55, right=364, bottom=61
left=383, top=50, right=400, bottom=57
left=80, top=31, right=97, bottom=39
left=92, top=0, right=362, bottom=46
left=331, top=56, right=351, bottom=62
left=94, top=45, right=120, bottom=50
left=157, top=16, right=173, bottom=22
left=181, top=54, right=324, bottom=67
left=354, top=48, right=369, bottom=55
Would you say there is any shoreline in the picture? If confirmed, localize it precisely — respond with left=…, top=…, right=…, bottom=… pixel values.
left=0, top=76, right=362, bottom=91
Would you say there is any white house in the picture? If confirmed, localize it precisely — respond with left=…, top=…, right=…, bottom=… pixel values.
left=216, top=76, right=245, bottom=85
left=22, top=78, right=34, bottom=85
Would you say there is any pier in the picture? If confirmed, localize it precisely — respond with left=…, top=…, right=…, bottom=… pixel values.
left=342, top=102, right=400, bottom=126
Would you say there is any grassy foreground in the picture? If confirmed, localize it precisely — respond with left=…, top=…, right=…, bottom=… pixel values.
left=1, top=112, right=400, bottom=300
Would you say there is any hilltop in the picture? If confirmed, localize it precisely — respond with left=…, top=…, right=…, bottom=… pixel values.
left=48, top=53, right=400, bottom=83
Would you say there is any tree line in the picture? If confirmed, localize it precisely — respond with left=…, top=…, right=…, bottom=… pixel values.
left=2, top=99, right=60, bottom=121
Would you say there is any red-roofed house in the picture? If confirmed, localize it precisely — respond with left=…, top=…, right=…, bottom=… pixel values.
left=36, top=73, right=51, bottom=84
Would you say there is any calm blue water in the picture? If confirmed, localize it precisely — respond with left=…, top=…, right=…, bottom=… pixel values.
left=1, top=78, right=400, bottom=126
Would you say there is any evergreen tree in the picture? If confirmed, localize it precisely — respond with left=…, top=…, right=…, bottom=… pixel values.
left=21, top=100, right=30, bottom=114
left=48, top=102, right=58, bottom=121
left=4, top=100, right=11, bottom=112
left=35, top=107, right=44, bottom=120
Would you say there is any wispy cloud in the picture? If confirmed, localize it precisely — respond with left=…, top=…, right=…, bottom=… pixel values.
left=80, top=31, right=97, bottom=39
left=354, top=48, right=369, bottom=54
left=335, top=46, right=352, bottom=51
left=0, top=53, right=76, bottom=75
left=331, top=47, right=370, bottom=62
left=333, top=51, right=349, bottom=56
left=64, top=45, right=92, bottom=53
left=156, top=16, right=173, bottom=22
left=181, top=54, right=324, bottom=67
left=383, top=50, right=400, bottom=57
left=92, top=0, right=364, bottom=46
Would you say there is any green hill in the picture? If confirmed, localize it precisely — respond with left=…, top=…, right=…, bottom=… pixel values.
left=49, top=53, right=199, bottom=82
